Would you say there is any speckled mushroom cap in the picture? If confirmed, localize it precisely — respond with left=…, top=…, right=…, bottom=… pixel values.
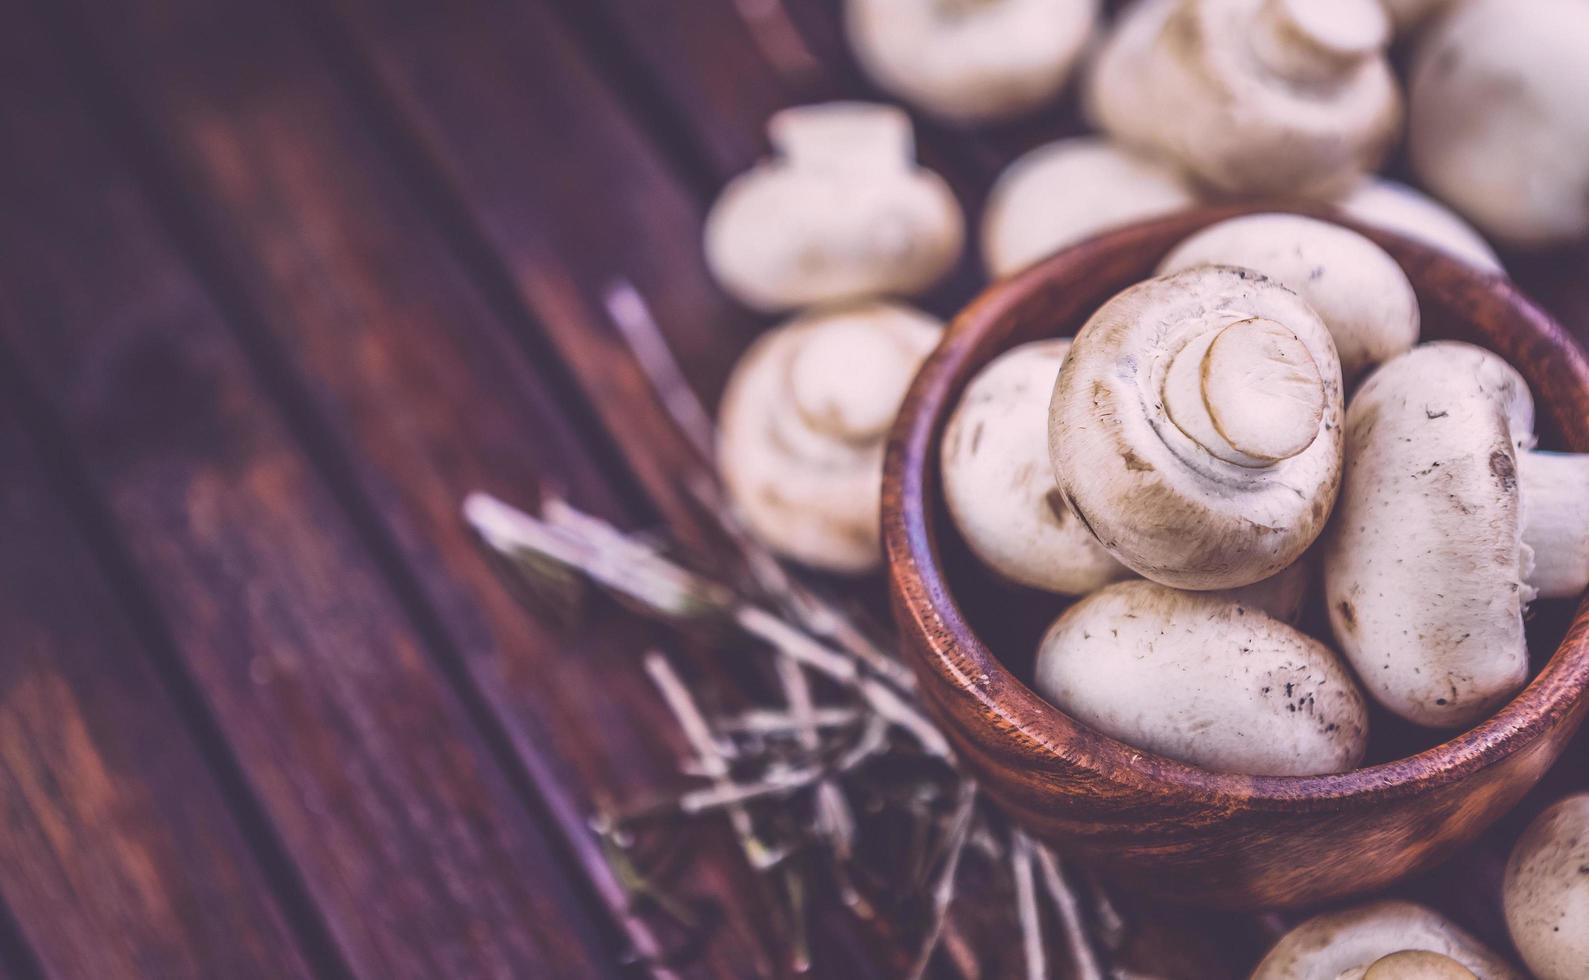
left=1250, top=900, right=1522, bottom=979
left=845, top=0, right=1100, bottom=122
left=1409, top=0, right=1589, bottom=247
left=1157, top=213, right=1420, bottom=382
left=1503, top=793, right=1589, bottom=980
left=1049, top=265, right=1344, bottom=590
left=703, top=102, right=963, bottom=312
left=717, top=301, right=942, bottom=573
left=941, top=339, right=1131, bottom=594
left=980, top=137, right=1198, bottom=279
left=1323, top=342, right=1552, bottom=728
left=1086, top=0, right=1400, bottom=197
left=1033, top=580, right=1368, bottom=776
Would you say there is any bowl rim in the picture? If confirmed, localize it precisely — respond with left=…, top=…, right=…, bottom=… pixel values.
left=884, top=203, right=1589, bottom=812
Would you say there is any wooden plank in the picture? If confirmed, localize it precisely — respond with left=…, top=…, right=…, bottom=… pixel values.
left=0, top=5, right=622, bottom=978
left=313, top=0, right=766, bottom=551
left=375, top=4, right=1264, bottom=974
left=38, top=0, right=819, bottom=975
left=0, top=393, right=314, bottom=979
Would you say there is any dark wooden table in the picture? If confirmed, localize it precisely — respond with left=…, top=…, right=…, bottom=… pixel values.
left=0, top=1, right=1585, bottom=977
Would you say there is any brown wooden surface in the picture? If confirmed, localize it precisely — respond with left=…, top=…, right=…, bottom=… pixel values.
left=0, top=0, right=1583, bottom=977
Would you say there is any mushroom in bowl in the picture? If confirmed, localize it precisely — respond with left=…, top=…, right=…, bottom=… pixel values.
left=882, top=205, right=1589, bottom=907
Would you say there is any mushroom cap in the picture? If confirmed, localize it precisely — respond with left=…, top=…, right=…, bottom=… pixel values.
left=1086, top=0, right=1400, bottom=197
left=1157, top=213, right=1421, bottom=382
left=1322, top=342, right=1534, bottom=728
left=1332, top=178, right=1503, bottom=275
left=845, top=0, right=1100, bottom=122
left=941, top=339, right=1131, bottom=594
left=1033, top=580, right=1368, bottom=776
left=703, top=103, right=964, bottom=312
left=717, top=301, right=942, bottom=572
left=1503, top=793, right=1589, bottom=980
left=1251, top=900, right=1523, bottom=979
left=1049, top=266, right=1344, bottom=590
left=1349, top=951, right=1478, bottom=980
left=980, top=137, right=1198, bottom=278
left=1409, top=0, right=1589, bottom=247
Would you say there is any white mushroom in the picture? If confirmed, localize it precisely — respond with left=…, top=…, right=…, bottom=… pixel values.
left=941, top=339, right=1131, bottom=593
left=980, top=137, right=1199, bottom=278
left=1333, top=950, right=1477, bottom=980
left=1332, top=178, right=1504, bottom=275
left=717, top=301, right=942, bottom=572
left=1250, top=900, right=1522, bottom=979
left=703, top=103, right=964, bottom=312
left=1033, top=580, right=1368, bottom=776
left=1503, top=793, right=1589, bottom=980
left=1158, top=213, right=1420, bottom=382
left=1050, top=266, right=1344, bottom=590
left=1085, top=0, right=1401, bottom=197
left=1323, top=342, right=1589, bottom=728
left=844, top=0, right=1101, bottom=123
left=1409, top=0, right=1589, bottom=247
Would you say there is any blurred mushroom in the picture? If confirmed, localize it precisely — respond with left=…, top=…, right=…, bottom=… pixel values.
left=1034, top=580, right=1368, bottom=776
left=1409, top=0, right=1589, bottom=247
left=704, top=103, right=963, bottom=311
left=845, top=0, right=1100, bottom=122
left=1251, top=900, right=1520, bottom=979
left=1382, top=0, right=1459, bottom=35
left=941, top=339, right=1130, bottom=593
left=1158, top=213, right=1419, bottom=382
left=980, top=137, right=1198, bottom=278
left=1050, top=266, right=1344, bottom=590
left=1332, top=178, right=1503, bottom=275
left=1503, top=793, right=1589, bottom=980
left=1086, top=0, right=1401, bottom=197
left=1323, top=342, right=1589, bottom=728
left=717, top=301, right=942, bottom=572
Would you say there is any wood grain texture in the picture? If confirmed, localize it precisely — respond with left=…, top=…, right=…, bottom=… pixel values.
left=0, top=390, right=313, bottom=979
left=884, top=205, right=1589, bottom=909
left=40, top=0, right=828, bottom=974
left=0, top=3, right=620, bottom=976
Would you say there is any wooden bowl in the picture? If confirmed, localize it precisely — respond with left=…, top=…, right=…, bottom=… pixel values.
left=882, top=204, right=1589, bottom=909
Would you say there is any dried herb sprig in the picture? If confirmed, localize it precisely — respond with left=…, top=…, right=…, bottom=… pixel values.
left=465, top=491, right=1120, bottom=976
left=468, top=278, right=1119, bottom=975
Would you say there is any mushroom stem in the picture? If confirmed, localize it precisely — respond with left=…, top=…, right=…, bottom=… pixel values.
left=1161, top=315, right=1326, bottom=467
left=1252, top=0, right=1390, bottom=83
left=767, top=103, right=911, bottom=173
left=1521, top=450, right=1589, bottom=599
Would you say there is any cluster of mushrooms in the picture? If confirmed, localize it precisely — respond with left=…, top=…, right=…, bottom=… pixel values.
left=701, top=0, right=1589, bottom=976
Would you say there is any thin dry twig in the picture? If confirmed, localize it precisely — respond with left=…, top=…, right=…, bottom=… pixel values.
left=1012, top=833, right=1045, bottom=980
left=1036, top=844, right=1107, bottom=980
left=907, top=785, right=978, bottom=980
